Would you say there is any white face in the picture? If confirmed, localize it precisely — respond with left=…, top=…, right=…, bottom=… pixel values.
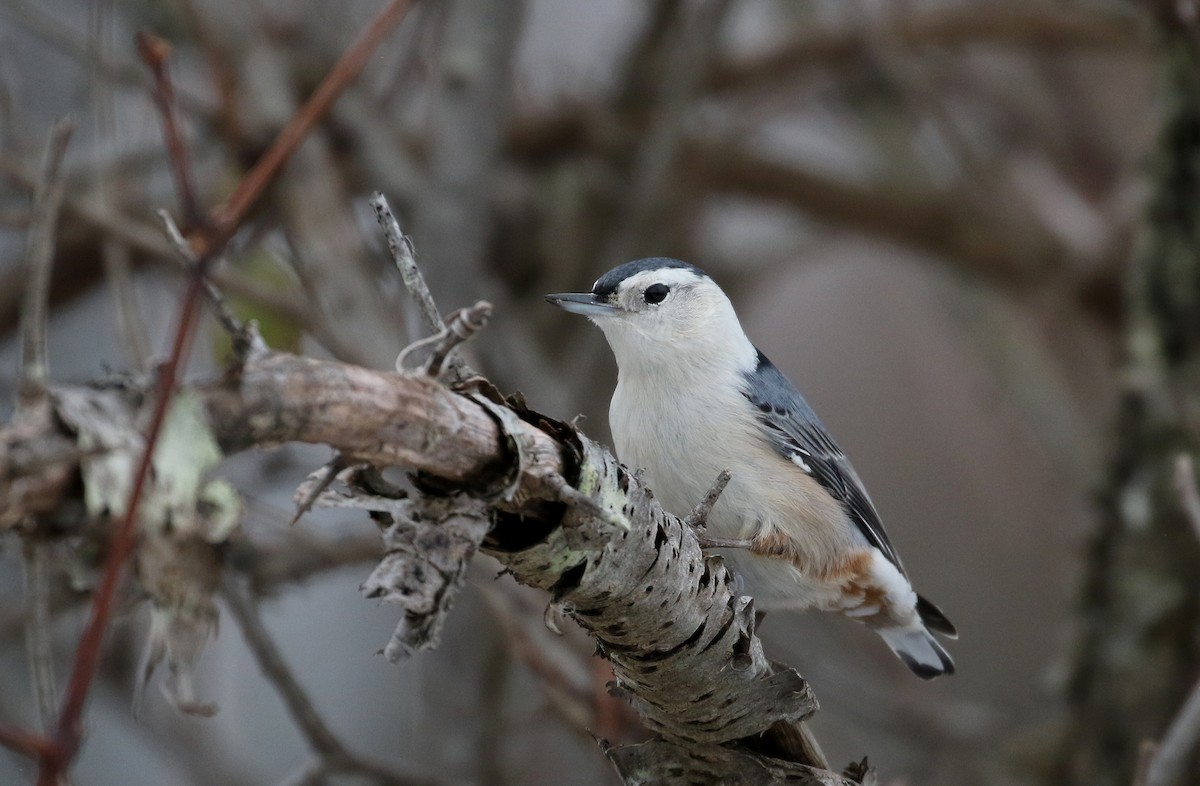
left=584, top=268, right=751, bottom=368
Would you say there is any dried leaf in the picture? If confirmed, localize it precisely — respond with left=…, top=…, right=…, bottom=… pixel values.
left=136, top=535, right=221, bottom=717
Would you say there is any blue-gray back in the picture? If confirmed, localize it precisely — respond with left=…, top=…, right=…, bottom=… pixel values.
left=741, top=349, right=905, bottom=573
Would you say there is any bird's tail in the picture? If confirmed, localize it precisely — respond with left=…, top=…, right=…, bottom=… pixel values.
left=877, top=623, right=955, bottom=680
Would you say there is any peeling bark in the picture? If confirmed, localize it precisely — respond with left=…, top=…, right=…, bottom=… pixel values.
left=0, top=350, right=862, bottom=784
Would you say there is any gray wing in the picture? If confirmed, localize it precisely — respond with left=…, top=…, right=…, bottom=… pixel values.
left=742, top=350, right=905, bottom=574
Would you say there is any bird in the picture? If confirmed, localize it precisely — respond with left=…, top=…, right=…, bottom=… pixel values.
left=545, top=257, right=956, bottom=679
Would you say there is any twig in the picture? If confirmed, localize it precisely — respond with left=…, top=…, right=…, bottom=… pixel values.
left=18, top=117, right=74, bottom=395
left=13, top=120, right=75, bottom=766
left=684, top=469, right=731, bottom=529
left=136, top=31, right=203, bottom=229
left=604, top=0, right=731, bottom=263
left=0, top=154, right=316, bottom=341
left=102, top=240, right=151, bottom=369
left=0, top=723, right=54, bottom=759
left=686, top=471, right=751, bottom=549
left=220, top=577, right=347, bottom=761
left=45, top=229, right=213, bottom=785
left=394, top=301, right=492, bottom=377
left=157, top=209, right=243, bottom=336
left=0, top=0, right=215, bottom=118
left=693, top=534, right=755, bottom=550
left=426, top=303, right=491, bottom=375
left=370, top=192, right=443, bottom=339
left=0, top=152, right=171, bottom=257
left=1143, top=677, right=1200, bottom=786
left=137, top=29, right=229, bottom=344
left=1173, top=453, right=1200, bottom=543
left=540, top=472, right=630, bottom=531
left=22, top=541, right=58, bottom=732
left=475, top=584, right=597, bottom=735
left=240, top=529, right=384, bottom=597
left=221, top=578, right=434, bottom=786
left=290, top=454, right=348, bottom=526
left=10, top=3, right=420, bottom=771
left=208, top=0, right=416, bottom=252
left=703, top=5, right=1142, bottom=94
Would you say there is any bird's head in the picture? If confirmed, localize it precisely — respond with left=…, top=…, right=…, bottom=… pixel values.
left=545, top=258, right=752, bottom=375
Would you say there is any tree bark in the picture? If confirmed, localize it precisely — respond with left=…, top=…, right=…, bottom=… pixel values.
left=0, top=348, right=861, bottom=785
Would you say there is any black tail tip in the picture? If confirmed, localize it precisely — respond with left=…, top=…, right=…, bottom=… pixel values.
left=916, top=594, right=958, bottom=639
left=897, top=649, right=956, bottom=680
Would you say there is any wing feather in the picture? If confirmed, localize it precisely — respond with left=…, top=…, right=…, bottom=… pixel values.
left=742, top=350, right=906, bottom=574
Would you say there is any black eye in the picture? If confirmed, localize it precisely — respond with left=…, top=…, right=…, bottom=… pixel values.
left=644, top=284, right=670, bottom=304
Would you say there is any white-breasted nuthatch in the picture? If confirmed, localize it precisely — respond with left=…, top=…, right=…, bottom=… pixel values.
left=546, top=258, right=956, bottom=679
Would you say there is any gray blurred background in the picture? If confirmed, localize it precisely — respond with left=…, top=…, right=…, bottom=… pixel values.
left=0, top=1, right=1184, bottom=784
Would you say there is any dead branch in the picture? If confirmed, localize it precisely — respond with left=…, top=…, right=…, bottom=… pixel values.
left=220, top=577, right=439, bottom=786
left=22, top=540, right=57, bottom=733
left=0, top=349, right=860, bottom=784
left=13, top=117, right=74, bottom=786
left=137, top=31, right=203, bottom=228
left=370, top=192, right=443, bottom=340
left=685, top=470, right=732, bottom=529
left=101, top=241, right=151, bottom=369
left=208, top=0, right=415, bottom=246
left=411, top=0, right=525, bottom=303
left=156, top=209, right=243, bottom=337
left=705, top=5, right=1144, bottom=95
left=18, top=117, right=74, bottom=394
left=694, top=140, right=1063, bottom=287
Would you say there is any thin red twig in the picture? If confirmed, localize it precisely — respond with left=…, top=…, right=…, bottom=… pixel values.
left=42, top=271, right=207, bottom=785
left=0, top=724, right=53, bottom=760
left=208, top=0, right=415, bottom=251
left=136, top=31, right=204, bottom=230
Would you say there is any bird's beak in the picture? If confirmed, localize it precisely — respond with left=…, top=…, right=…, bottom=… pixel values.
left=544, top=292, right=619, bottom=317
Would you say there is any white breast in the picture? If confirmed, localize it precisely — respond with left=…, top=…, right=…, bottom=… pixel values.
left=609, top=364, right=864, bottom=610
left=610, top=367, right=757, bottom=520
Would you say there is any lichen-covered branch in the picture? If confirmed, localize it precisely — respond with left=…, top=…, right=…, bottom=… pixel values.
left=0, top=349, right=861, bottom=785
